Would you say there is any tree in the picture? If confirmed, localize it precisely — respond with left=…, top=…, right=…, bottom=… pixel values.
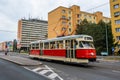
left=13, top=39, right=17, bottom=52
left=76, top=19, right=115, bottom=55
left=76, top=19, right=89, bottom=34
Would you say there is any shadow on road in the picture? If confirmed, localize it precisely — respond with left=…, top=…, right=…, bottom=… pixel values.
left=30, top=58, right=96, bottom=69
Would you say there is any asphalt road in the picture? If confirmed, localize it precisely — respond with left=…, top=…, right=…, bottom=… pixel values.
left=0, top=59, right=50, bottom=80
left=40, top=60, right=120, bottom=80
left=0, top=52, right=120, bottom=80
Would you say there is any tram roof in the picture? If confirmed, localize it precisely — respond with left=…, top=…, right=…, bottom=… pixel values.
left=31, top=35, right=93, bottom=44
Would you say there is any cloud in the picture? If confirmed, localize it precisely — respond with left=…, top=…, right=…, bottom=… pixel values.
left=0, top=0, right=110, bottom=42
left=0, top=12, right=17, bottom=42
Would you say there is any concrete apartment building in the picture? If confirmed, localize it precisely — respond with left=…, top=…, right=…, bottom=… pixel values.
left=48, top=5, right=110, bottom=39
left=17, top=19, right=48, bottom=51
left=110, top=0, right=120, bottom=49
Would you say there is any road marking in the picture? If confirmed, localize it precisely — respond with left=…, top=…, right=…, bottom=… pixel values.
left=25, top=65, right=64, bottom=80
left=45, top=65, right=54, bottom=72
left=112, top=70, right=120, bottom=73
left=39, top=70, right=50, bottom=75
left=48, top=73, right=58, bottom=79
left=24, top=67, right=31, bottom=71
left=44, top=65, right=63, bottom=80
left=32, top=67, right=42, bottom=72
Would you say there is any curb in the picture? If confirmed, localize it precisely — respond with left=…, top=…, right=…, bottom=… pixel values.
left=98, top=59, right=120, bottom=62
left=0, top=56, right=42, bottom=66
left=0, top=57, right=26, bottom=66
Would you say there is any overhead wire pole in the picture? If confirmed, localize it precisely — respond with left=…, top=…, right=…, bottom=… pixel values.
left=105, top=24, right=109, bottom=54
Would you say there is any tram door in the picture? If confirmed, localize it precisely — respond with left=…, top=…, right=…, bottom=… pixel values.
left=40, top=43, right=43, bottom=55
left=65, top=40, right=76, bottom=59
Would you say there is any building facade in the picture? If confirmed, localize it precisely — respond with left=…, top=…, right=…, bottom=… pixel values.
left=0, top=42, right=5, bottom=51
left=48, top=5, right=110, bottom=38
left=17, top=19, right=48, bottom=50
left=0, top=41, right=13, bottom=51
left=110, top=0, right=120, bottom=49
left=0, top=42, right=6, bottom=51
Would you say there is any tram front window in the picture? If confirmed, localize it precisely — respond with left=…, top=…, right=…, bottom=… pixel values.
left=79, top=41, right=94, bottom=48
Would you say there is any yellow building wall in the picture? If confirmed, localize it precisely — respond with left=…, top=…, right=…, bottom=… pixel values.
left=17, top=20, right=22, bottom=41
left=110, top=0, right=120, bottom=45
left=48, top=6, right=69, bottom=38
left=48, top=5, right=110, bottom=39
left=110, top=0, right=120, bottom=53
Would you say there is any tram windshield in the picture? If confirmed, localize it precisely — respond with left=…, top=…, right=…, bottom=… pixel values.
left=79, top=41, right=94, bottom=48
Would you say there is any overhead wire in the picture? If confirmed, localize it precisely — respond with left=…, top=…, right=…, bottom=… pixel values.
left=86, top=2, right=109, bottom=12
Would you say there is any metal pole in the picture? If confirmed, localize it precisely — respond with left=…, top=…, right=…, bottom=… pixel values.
left=105, top=24, right=109, bottom=55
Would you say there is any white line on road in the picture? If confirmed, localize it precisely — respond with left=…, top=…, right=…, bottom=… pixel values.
left=112, top=70, right=120, bottom=73
left=48, top=73, right=58, bottom=79
left=45, top=65, right=63, bottom=80
left=32, top=67, right=42, bottom=72
left=25, top=65, right=64, bottom=80
left=39, top=70, right=50, bottom=75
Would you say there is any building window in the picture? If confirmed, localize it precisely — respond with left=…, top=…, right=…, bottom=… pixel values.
left=69, top=22, right=71, bottom=26
left=62, top=21, right=66, bottom=25
left=77, top=14, right=80, bottom=18
left=62, top=10, right=66, bottom=13
left=84, top=15, right=87, bottom=18
left=69, top=28, right=71, bottom=32
left=116, top=36, right=120, bottom=40
left=117, top=44, right=120, bottom=48
left=77, top=20, right=80, bottom=24
left=68, top=11, right=71, bottom=14
left=89, top=16, right=92, bottom=19
left=114, top=11, right=120, bottom=17
left=68, top=17, right=71, bottom=20
left=114, top=4, right=119, bottom=9
left=113, top=0, right=117, bottom=2
left=89, top=21, right=92, bottom=23
left=115, top=20, right=120, bottom=24
left=62, top=16, right=66, bottom=19
left=116, top=28, right=120, bottom=32
left=61, top=27, right=66, bottom=31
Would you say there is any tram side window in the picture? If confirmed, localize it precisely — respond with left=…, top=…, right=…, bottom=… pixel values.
left=65, top=40, right=70, bottom=49
left=44, top=42, right=49, bottom=49
left=54, top=42, right=59, bottom=49
left=36, top=43, right=39, bottom=49
left=79, top=41, right=83, bottom=48
left=50, top=42, right=55, bottom=49
left=59, top=41, right=63, bottom=49
left=82, top=41, right=94, bottom=48
left=32, top=44, right=35, bottom=49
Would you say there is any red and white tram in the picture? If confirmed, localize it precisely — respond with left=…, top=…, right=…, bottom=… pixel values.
left=29, top=35, right=96, bottom=63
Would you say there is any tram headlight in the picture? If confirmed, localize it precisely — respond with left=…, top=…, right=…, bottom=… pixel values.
left=90, top=52, right=94, bottom=56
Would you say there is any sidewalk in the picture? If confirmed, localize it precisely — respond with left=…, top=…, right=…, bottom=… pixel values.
left=97, top=56, right=120, bottom=62
left=0, top=52, right=42, bottom=66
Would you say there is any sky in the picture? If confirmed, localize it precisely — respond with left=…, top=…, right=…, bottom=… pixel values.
left=0, top=0, right=110, bottom=42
